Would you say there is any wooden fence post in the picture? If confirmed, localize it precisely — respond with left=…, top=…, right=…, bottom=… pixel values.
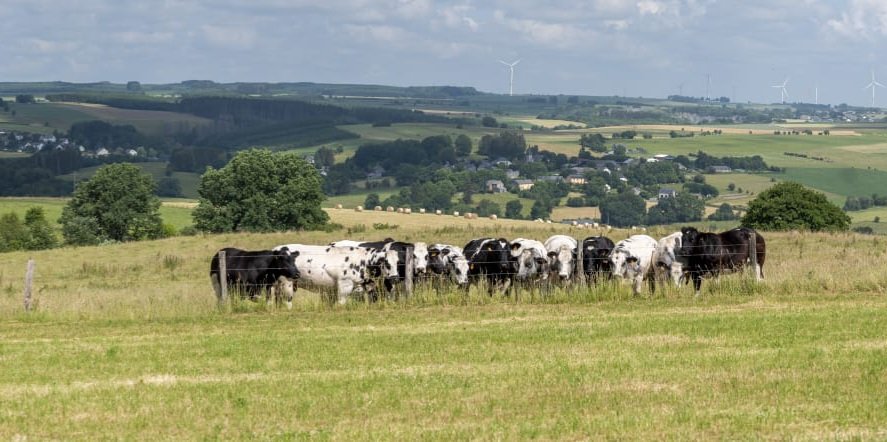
left=576, top=238, right=585, bottom=286
left=748, top=232, right=759, bottom=280
left=218, top=250, right=228, bottom=304
left=404, top=246, right=414, bottom=297
left=23, top=258, right=34, bottom=312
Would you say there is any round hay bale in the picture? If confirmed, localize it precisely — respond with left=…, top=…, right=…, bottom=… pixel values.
left=464, top=213, right=472, bottom=219
left=435, top=210, right=442, bottom=215
left=571, top=220, right=578, bottom=226
left=335, top=204, right=343, bottom=209
left=535, top=218, right=544, bottom=223
left=386, top=206, right=395, bottom=212
left=419, top=208, right=426, bottom=214
left=397, top=207, right=404, bottom=214
left=453, top=211, right=460, bottom=217
left=545, top=220, right=552, bottom=224
left=592, top=222, right=599, bottom=228
left=405, top=208, right=412, bottom=214
left=374, top=206, right=383, bottom=211
left=355, top=206, right=364, bottom=212
left=490, top=214, right=498, bottom=220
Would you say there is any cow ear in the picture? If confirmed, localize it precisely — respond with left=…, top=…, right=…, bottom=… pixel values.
left=290, top=250, right=300, bottom=258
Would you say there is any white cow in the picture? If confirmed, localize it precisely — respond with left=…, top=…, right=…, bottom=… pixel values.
left=274, top=244, right=399, bottom=304
left=330, top=239, right=429, bottom=276
left=427, top=243, right=470, bottom=285
left=654, top=232, right=689, bottom=287
left=610, top=234, right=659, bottom=295
left=543, top=235, right=578, bottom=281
left=509, top=238, right=550, bottom=281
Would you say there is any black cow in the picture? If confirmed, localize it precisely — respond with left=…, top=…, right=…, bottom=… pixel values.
left=582, top=236, right=615, bottom=283
left=678, top=226, right=766, bottom=294
left=210, top=247, right=300, bottom=307
left=463, top=238, right=515, bottom=295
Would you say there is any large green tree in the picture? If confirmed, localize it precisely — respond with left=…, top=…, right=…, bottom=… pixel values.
left=599, top=192, right=646, bottom=227
left=742, top=181, right=850, bottom=232
left=193, top=149, right=328, bottom=232
left=59, top=163, right=164, bottom=244
left=646, top=193, right=704, bottom=225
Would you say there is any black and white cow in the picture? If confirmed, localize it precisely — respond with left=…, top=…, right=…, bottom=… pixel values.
left=544, top=235, right=577, bottom=282
left=581, top=236, right=615, bottom=283
left=678, top=227, right=766, bottom=295
left=210, top=247, right=300, bottom=308
left=274, top=244, right=399, bottom=304
left=509, top=238, right=550, bottom=282
left=463, top=238, right=514, bottom=295
left=427, top=244, right=470, bottom=286
left=610, top=235, right=658, bottom=295
left=330, top=239, right=429, bottom=294
left=654, top=232, right=689, bottom=287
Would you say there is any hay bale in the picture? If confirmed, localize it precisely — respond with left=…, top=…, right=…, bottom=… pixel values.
left=435, top=210, right=442, bottom=215
left=397, top=207, right=404, bottom=214
left=355, top=206, right=364, bottom=212
left=419, top=208, right=426, bottom=214
left=386, top=206, right=395, bottom=212
left=571, top=221, right=578, bottom=226
left=453, top=211, right=460, bottom=217
left=490, top=214, right=498, bottom=220
left=545, top=220, right=552, bottom=224
left=374, top=206, right=383, bottom=211
left=335, top=204, right=343, bottom=209
left=535, top=218, right=544, bottom=223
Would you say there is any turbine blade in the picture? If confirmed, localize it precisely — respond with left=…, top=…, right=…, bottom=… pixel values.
left=875, top=81, right=886, bottom=88
left=512, top=59, right=521, bottom=66
left=498, top=60, right=509, bottom=66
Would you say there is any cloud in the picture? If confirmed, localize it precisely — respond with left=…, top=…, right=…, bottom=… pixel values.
left=201, top=24, right=257, bottom=50
left=827, top=0, right=887, bottom=39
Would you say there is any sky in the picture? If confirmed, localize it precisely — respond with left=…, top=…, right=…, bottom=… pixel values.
left=3, top=0, right=887, bottom=106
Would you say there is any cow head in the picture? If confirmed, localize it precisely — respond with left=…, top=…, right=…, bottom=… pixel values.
left=610, top=248, right=639, bottom=280
left=412, top=242, right=429, bottom=274
left=427, top=246, right=447, bottom=274
left=679, top=227, right=700, bottom=259
left=449, top=255, right=470, bottom=285
left=273, top=247, right=301, bottom=280
left=517, top=249, right=549, bottom=280
left=548, top=245, right=575, bottom=279
left=381, top=249, right=400, bottom=279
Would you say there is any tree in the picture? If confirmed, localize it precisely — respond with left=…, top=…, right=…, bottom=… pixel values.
left=530, top=199, right=554, bottom=220
left=364, top=193, right=380, bottom=209
left=314, top=146, right=336, bottom=168
left=15, top=94, right=35, bottom=104
left=475, top=199, right=501, bottom=217
left=193, top=149, right=329, bottom=233
left=481, top=116, right=498, bottom=127
left=24, top=207, right=57, bottom=250
left=126, top=81, right=142, bottom=92
left=646, top=193, right=704, bottom=225
left=505, top=200, right=523, bottom=219
left=156, top=177, right=183, bottom=197
left=454, top=134, right=472, bottom=156
left=0, top=213, right=28, bottom=252
left=599, top=192, right=646, bottom=227
left=59, top=163, right=164, bottom=244
left=742, top=181, right=850, bottom=232
left=708, top=203, right=738, bottom=221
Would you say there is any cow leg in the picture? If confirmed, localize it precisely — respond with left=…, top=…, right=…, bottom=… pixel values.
left=692, top=273, right=703, bottom=297
left=755, top=263, right=763, bottom=281
left=274, top=277, right=294, bottom=310
left=210, top=273, right=223, bottom=305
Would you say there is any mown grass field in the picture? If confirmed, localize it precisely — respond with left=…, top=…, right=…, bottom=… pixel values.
left=0, top=210, right=886, bottom=438
left=0, top=197, right=196, bottom=231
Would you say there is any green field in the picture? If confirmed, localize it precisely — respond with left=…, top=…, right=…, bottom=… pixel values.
left=56, top=162, right=202, bottom=199
left=0, top=102, right=211, bottom=136
left=0, top=197, right=195, bottom=231
left=1, top=211, right=887, bottom=438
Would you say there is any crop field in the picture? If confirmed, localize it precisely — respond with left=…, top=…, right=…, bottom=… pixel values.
left=0, top=197, right=195, bottom=231
left=0, top=210, right=886, bottom=439
left=52, top=103, right=212, bottom=136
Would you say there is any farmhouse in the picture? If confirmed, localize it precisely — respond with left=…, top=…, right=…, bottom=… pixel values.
left=708, top=165, right=732, bottom=173
left=485, top=179, right=507, bottom=193
left=513, top=179, right=534, bottom=191
left=567, top=175, right=586, bottom=185
left=659, top=188, right=677, bottom=199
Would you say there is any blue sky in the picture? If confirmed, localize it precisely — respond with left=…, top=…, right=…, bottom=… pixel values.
left=3, top=0, right=887, bottom=106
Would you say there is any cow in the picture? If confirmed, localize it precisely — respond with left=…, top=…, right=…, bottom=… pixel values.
left=678, top=227, right=766, bottom=295
left=209, top=247, right=300, bottom=308
left=463, top=238, right=515, bottom=295
left=610, top=235, right=658, bottom=295
left=509, top=238, right=550, bottom=283
left=654, top=232, right=690, bottom=287
left=330, top=239, right=428, bottom=294
left=427, top=244, right=470, bottom=286
left=582, top=236, right=615, bottom=283
left=274, top=244, right=399, bottom=304
left=544, top=235, right=577, bottom=282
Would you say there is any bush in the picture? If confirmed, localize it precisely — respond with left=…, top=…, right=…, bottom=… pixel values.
left=742, top=181, right=850, bottom=232
left=23, top=207, right=57, bottom=250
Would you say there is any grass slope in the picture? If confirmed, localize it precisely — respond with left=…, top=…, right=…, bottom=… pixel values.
left=0, top=197, right=195, bottom=230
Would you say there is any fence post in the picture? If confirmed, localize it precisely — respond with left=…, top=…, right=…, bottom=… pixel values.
left=23, top=258, right=35, bottom=312
left=575, top=238, right=585, bottom=286
left=748, top=232, right=759, bottom=281
left=218, top=250, right=228, bottom=304
left=404, top=246, right=414, bottom=297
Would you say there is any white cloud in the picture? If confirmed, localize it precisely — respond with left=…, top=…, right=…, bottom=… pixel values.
left=827, top=0, right=887, bottom=39
left=201, top=25, right=257, bottom=50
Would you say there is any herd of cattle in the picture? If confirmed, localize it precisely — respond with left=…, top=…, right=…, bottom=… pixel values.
left=209, top=226, right=766, bottom=309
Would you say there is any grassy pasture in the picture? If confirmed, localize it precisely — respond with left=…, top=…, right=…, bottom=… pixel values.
left=0, top=197, right=195, bottom=231
left=56, top=162, right=202, bottom=199
left=1, top=211, right=887, bottom=438
left=52, top=102, right=212, bottom=136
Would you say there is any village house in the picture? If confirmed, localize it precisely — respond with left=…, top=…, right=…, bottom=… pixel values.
left=513, top=179, right=534, bottom=191
left=567, top=175, right=587, bottom=185
left=708, top=165, right=732, bottom=173
left=485, top=179, right=507, bottom=193
left=659, top=188, right=677, bottom=199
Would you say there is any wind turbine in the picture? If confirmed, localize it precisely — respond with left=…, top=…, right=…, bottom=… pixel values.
left=498, top=59, right=520, bottom=96
left=864, top=70, right=884, bottom=107
left=771, top=77, right=789, bottom=104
